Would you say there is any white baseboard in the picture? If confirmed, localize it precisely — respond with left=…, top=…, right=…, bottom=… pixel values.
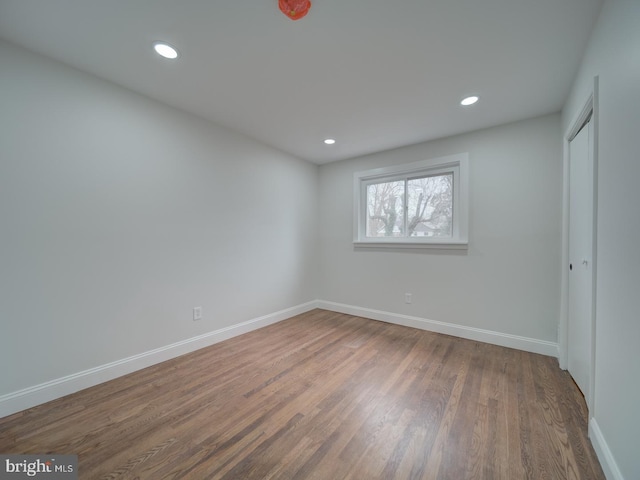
left=589, top=418, right=624, bottom=480
left=317, top=300, right=559, bottom=357
left=0, top=301, right=318, bottom=419
left=0, top=300, right=560, bottom=419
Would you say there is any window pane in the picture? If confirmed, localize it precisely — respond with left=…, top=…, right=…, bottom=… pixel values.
left=407, top=174, right=453, bottom=237
left=366, top=181, right=404, bottom=237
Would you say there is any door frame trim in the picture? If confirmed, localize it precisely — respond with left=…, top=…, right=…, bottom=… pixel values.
left=559, top=76, right=599, bottom=414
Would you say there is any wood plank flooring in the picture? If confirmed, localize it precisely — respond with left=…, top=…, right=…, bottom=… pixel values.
left=0, top=309, right=605, bottom=479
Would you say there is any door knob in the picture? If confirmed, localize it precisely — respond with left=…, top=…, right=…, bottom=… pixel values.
left=569, top=263, right=573, bottom=270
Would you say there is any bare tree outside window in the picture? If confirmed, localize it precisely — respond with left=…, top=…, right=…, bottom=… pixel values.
left=407, top=174, right=453, bottom=237
left=366, top=174, right=453, bottom=238
left=366, top=181, right=404, bottom=237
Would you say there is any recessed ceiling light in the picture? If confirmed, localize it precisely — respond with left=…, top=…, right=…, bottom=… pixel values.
left=153, top=42, right=179, bottom=59
left=324, top=138, right=336, bottom=145
left=461, top=96, right=479, bottom=106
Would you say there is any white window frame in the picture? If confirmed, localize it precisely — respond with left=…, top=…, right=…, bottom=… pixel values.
left=353, top=153, right=469, bottom=249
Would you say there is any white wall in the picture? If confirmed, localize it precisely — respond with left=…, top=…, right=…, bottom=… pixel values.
left=0, top=40, right=318, bottom=399
left=318, top=114, right=562, bottom=346
left=562, top=1, right=640, bottom=479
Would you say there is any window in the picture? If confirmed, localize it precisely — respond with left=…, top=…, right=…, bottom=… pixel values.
left=354, top=153, right=468, bottom=248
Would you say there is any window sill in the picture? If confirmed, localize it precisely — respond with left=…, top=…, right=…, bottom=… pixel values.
left=353, top=240, right=468, bottom=250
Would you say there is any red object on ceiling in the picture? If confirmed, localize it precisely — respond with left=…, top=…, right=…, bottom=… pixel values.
left=279, top=0, right=311, bottom=20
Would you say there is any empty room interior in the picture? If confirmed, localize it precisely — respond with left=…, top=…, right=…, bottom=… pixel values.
left=1, top=0, right=638, bottom=479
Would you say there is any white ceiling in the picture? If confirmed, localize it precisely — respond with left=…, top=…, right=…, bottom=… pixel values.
left=0, top=0, right=602, bottom=164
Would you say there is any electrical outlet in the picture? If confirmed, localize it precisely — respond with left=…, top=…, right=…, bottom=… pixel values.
left=193, top=306, right=203, bottom=321
left=405, top=293, right=412, bottom=304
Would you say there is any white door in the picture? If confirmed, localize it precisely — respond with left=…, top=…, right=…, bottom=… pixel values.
left=568, top=116, right=594, bottom=406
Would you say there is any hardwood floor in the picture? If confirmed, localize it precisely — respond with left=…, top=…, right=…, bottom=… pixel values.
left=0, top=309, right=605, bottom=479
